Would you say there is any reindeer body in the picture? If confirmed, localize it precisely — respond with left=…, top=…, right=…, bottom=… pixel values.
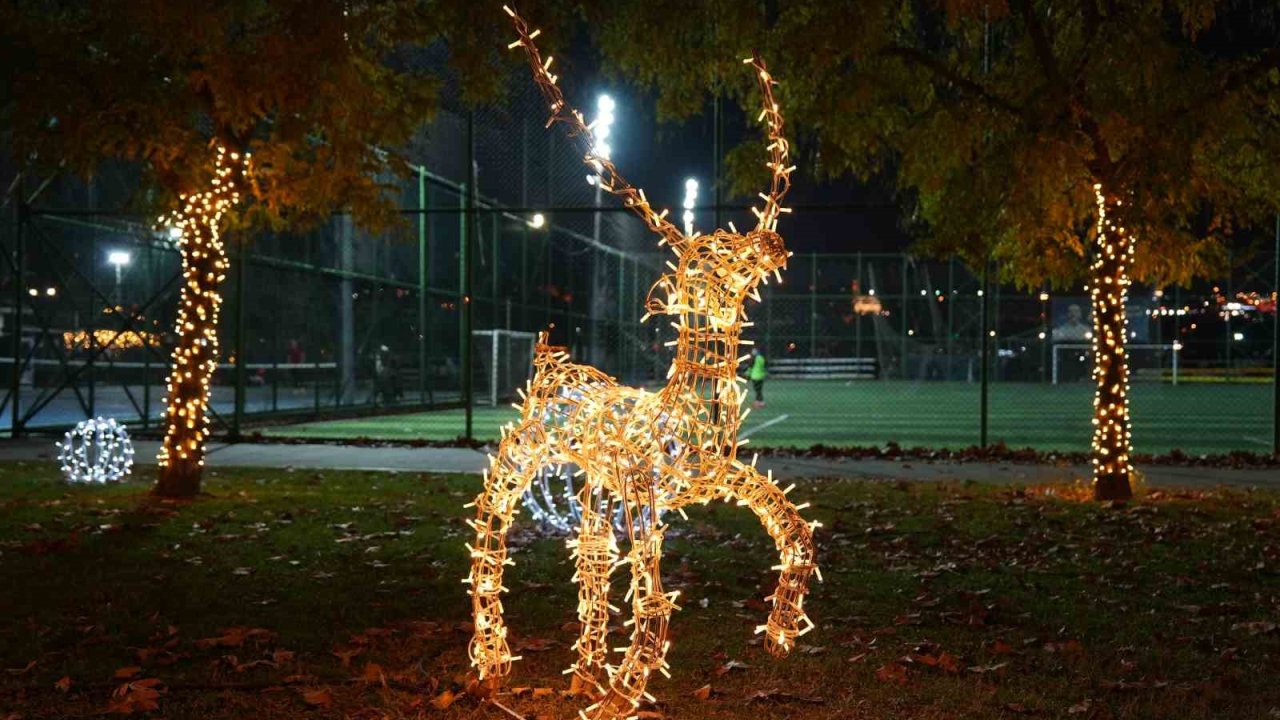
left=465, top=9, right=818, bottom=719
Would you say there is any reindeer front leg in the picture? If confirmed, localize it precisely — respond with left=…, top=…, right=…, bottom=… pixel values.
left=566, top=483, right=619, bottom=695
left=721, top=461, right=818, bottom=657
left=464, top=420, right=548, bottom=682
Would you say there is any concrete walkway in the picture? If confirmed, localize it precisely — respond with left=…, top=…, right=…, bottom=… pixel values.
left=2, top=438, right=1275, bottom=488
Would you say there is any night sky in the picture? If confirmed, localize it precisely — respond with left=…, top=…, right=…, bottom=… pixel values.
left=558, top=40, right=912, bottom=256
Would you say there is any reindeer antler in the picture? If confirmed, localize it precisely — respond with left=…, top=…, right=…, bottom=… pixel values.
left=504, top=6, right=688, bottom=249
left=747, top=52, right=794, bottom=234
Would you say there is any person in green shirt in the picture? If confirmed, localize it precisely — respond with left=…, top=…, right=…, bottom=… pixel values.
left=748, top=347, right=767, bottom=408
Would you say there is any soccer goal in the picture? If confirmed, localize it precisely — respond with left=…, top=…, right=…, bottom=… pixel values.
left=471, top=330, right=539, bottom=407
left=1051, top=343, right=1181, bottom=385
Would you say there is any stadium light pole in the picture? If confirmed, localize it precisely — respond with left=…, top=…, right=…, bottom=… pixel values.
left=588, top=94, right=615, bottom=366
left=587, top=94, right=616, bottom=245
left=107, top=250, right=131, bottom=306
left=682, top=178, right=698, bottom=236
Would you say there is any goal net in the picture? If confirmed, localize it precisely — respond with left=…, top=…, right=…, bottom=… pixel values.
left=471, top=330, right=538, bottom=406
left=1051, top=343, right=1181, bottom=384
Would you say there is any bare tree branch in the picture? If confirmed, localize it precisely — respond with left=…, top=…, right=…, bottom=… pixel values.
left=879, top=46, right=1024, bottom=118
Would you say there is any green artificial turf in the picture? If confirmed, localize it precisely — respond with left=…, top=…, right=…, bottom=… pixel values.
left=2, top=462, right=1279, bottom=718
left=264, top=379, right=1273, bottom=455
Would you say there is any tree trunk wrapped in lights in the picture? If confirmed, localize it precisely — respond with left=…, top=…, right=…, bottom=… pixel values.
left=1089, top=184, right=1134, bottom=501
left=464, top=10, right=819, bottom=719
left=154, top=146, right=246, bottom=498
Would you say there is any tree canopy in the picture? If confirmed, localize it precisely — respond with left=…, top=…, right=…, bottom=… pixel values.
left=0, top=0, right=526, bottom=227
left=587, top=0, right=1280, bottom=289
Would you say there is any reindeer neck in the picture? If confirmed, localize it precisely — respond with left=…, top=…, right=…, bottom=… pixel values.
left=659, top=299, right=748, bottom=450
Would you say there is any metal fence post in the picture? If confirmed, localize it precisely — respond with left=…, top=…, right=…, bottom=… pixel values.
left=492, top=212, right=499, bottom=334
left=900, top=255, right=909, bottom=379
left=979, top=258, right=991, bottom=447
left=232, top=233, right=247, bottom=437
left=616, top=257, right=624, bottom=379
left=855, top=252, right=863, bottom=358
left=418, top=166, right=431, bottom=406
left=945, top=258, right=954, bottom=377
left=808, top=256, right=817, bottom=356
left=9, top=184, right=23, bottom=437
left=462, top=111, right=475, bottom=440
left=1273, top=213, right=1279, bottom=454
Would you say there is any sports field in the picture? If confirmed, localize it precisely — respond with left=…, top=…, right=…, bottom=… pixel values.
left=264, top=379, right=1274, bottom=455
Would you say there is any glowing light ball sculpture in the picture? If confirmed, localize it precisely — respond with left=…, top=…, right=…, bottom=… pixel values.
left=57, top=417, right=135, bottom=484
left=155, top=146, right=247, bottom=489
left=523, top=466, right=664, bottom=534
left=1088, top=184, right=1135, bottom=499
left=465, top=9, right=819, bottom=718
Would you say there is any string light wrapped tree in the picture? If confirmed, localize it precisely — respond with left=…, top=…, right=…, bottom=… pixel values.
left=1088, top=186, right=1135, bottom=499
left=465, top=9, right=819, bottom=719
left=4, top=2, right=523, bottom=497
left=153, top=146, right=247, bottom=494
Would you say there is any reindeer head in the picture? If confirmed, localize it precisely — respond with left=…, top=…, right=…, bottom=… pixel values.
left=644, top=226, right=789, bottom=326
left=505, top=7, right=795, bottom=328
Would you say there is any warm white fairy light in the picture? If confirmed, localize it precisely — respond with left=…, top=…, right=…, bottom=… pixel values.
left=155, top=146, right=248, bottom=484
left=1089, top=183, right=1134, bottom=496
left=56, top=417, right=134, bottom=484
left=467, top=9, right=818, bottom=719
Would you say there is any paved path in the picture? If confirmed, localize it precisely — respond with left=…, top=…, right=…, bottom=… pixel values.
left=2, top=438, right=1274, bottom=489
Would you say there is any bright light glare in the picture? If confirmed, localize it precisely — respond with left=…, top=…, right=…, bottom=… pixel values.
left=681, top=177, right=699, bottom=233
left=107, top=250, right=132, bottom=267
left=527, top=213, right=546, bottom=229
left=168, top=226, right=183, bottom=240
left=597, top=94, right=615, bottom=113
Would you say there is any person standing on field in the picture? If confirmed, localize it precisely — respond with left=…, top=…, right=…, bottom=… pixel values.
left=749, top=347, right=767, bottom=408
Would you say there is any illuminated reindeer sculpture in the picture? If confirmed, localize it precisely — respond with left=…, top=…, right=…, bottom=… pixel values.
left=465, top=8, right=819, bottom=719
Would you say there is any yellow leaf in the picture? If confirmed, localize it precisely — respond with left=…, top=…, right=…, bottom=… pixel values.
left=431, top=689, right=457, bottom=710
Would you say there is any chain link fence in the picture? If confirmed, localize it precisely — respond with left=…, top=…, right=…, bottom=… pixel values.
left=2, top=63, right=1276, bottom=455
left=755, top=252, right=1277, bottom=454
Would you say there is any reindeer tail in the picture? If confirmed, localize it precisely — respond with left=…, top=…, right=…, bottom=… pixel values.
left=533, top=331, right=570, bottom=373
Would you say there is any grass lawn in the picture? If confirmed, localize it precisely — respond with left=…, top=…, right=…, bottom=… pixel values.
left=262, top=380, right=1275, bottom=455
left=2, top=463, right=1279, bottom=719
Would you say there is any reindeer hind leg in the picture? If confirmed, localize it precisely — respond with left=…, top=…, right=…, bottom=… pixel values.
left=465, top=419, right=549, bottom=681
left=567, top=483, right=619, bottom=695
left=585, top=490, right=676, bottom=720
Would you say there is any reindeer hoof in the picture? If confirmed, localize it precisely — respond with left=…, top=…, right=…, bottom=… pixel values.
left=764, top=628, right=797, bottom=658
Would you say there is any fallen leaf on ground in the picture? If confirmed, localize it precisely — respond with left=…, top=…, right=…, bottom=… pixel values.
left=431, top=689, right=457, bottom=710
left=360, top=662, right=386, bottom=686
left=301, top=688, right=333, bottom=708
left=331, top=646, right=364, bottom=667
left=106, top=678, right=165, bottom=714
left=748, top=689, right=825, bottom=704
left=876, top=663, right=909, bottom=686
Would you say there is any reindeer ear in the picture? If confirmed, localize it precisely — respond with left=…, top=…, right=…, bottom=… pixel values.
left=644, top=274, right=679, bottom=316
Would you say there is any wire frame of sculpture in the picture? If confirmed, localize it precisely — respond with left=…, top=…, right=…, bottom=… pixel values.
left=464, top=9, right=820, bottom=719
left=57, top=417, right=135, bottom=484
